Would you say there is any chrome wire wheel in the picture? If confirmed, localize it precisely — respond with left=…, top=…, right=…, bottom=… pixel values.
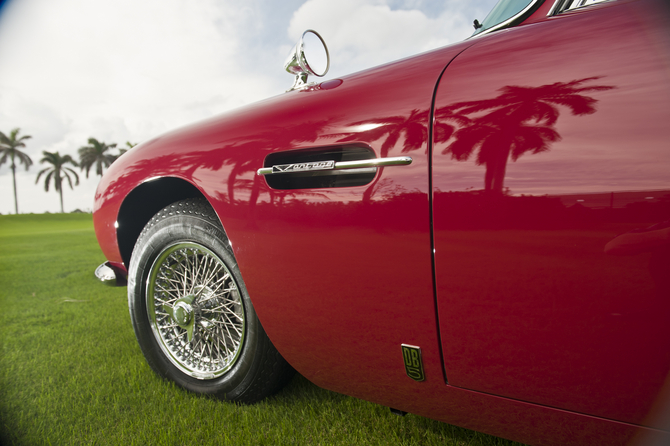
left=146, top=242, right=245, bottom=379
left=129, top=199, right=294, bottom=402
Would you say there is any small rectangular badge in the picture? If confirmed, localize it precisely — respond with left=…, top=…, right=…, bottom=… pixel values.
left=401, top=344, right=425, bottom=382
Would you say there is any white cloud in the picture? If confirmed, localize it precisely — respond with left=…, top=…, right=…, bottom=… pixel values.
left=0, top=0, right=498, bottom=214
left=0, top=0, right=277, bottom=214
left=287, top=0, right=474, bottom=76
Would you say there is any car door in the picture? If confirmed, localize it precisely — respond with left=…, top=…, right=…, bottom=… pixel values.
left=432, top=0, right=670, bottom=426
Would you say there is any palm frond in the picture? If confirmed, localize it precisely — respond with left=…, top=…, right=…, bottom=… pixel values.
left=0, top=128, right=33, bottom=169
left=78, top=138, right=116, bottom=177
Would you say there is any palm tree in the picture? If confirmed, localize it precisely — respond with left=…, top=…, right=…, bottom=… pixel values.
left=336, top=109, right=431, bottom=201
left=443, top=77, right=614, bottom=193
left=338, top=109, right=430, bottom=158
left=0, top=128, right=33, bottom=214
left=78, top=138, right=117, bottom=178
left=36, top=151, right=79, bottom=213
left=114, top=141, right=136, bottom=160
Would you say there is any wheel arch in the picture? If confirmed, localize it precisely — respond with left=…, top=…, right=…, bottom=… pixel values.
left=117, top=177, right=211, bottom=267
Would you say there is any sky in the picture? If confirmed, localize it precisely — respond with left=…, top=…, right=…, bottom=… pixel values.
left=0, top=0, right=498, bottom=214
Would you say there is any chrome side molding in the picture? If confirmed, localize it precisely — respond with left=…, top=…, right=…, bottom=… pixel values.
left=549, top=0, right=614, bottom=16
left=257, top=156, right=412, bottom=176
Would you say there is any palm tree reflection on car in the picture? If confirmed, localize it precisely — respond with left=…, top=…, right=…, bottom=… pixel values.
left=440, top=77, right=615, bottom=194
left=341, top=77, right=614, bottom=200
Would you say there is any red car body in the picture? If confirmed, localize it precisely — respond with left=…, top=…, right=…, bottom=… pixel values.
left=94, top=0, right=670, bottom=444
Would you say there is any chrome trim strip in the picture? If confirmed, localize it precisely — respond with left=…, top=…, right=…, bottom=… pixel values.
left=257, top=156, right=412, bottom=176
left=469, top=0, right=543, bottom=39
left=548, top=0, right=568, bottom=15
left=548, top=0, right=614, bottom=15
left=335, top=156, right=413, bottom=170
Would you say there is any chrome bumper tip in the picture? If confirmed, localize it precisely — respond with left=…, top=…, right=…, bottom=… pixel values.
left=95, top=262, right=127, bottom=286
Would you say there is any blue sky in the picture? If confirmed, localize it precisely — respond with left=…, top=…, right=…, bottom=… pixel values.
left=0, top=0, right=498, bottom=214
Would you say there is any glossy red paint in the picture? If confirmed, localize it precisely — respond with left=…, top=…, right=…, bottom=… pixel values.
left=433, top=0, right=670, bottom=428
left=95, top=37, right=476, bottom=399
left=93, top=0, right=670, bottom=444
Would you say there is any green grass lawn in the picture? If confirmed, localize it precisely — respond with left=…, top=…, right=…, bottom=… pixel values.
left=0, top=213, right=520, bottom=445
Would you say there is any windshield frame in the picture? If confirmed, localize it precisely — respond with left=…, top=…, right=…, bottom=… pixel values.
left=548, top=0, right=615, bottom=15
left=470, top=0, right=547, bottom=38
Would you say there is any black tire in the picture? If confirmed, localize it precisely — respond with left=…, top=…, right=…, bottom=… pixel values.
left=128, top=198, right=294, bottom=403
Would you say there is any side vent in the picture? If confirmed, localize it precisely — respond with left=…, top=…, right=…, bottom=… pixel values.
left=262, top=146, right=377, bottom=190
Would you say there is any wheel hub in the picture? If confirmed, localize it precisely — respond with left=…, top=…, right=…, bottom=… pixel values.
left=162, top=294, right=197, bottom=342
left=173, top=300, right=193, bottom=326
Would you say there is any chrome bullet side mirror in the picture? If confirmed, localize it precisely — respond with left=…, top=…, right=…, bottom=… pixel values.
left=284, top=29, right=330, bottom=91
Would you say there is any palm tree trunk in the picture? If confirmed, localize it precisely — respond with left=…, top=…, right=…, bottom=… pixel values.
left=491, top=155, right=509, bottom=193
left=227, top=163, right=243, bottom=205
left=362, top=170, right=383, bottom=203
left=484, top=137, right=512, bottom=194
left=57, top=177, right=64, bottom=213
left=11, top=161, right=18, bottom=214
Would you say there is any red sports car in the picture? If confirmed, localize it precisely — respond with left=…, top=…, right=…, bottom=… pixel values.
left=93, top=0, right=670, bottom=444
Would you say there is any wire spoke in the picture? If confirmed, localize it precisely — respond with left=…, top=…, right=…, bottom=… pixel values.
left=148, top=243, right=246, bottom=379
